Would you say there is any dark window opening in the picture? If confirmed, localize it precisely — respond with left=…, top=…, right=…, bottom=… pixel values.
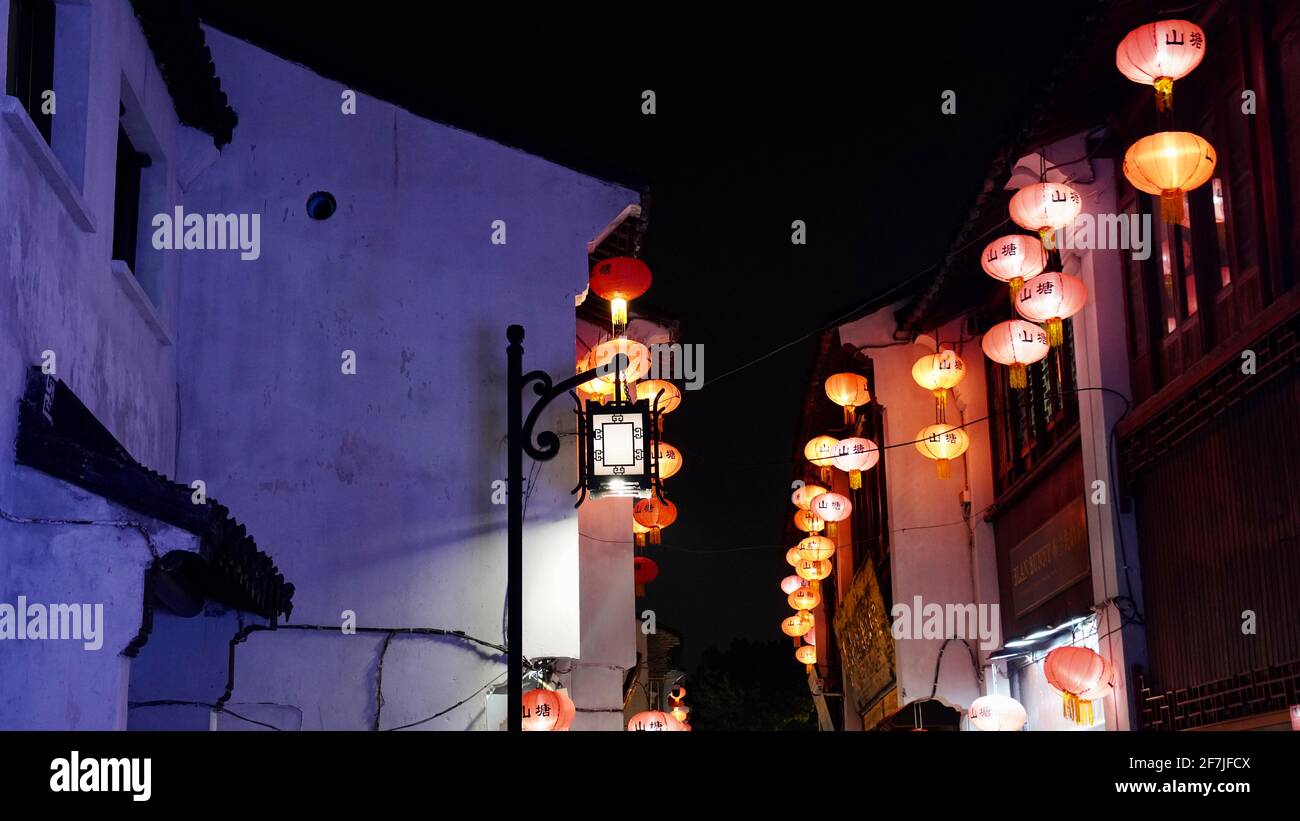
left=5, top=0, right=56, bottom=144
left=112, top=123, right=150, bottom=273
left=987, top=321, right=1079, bottom=495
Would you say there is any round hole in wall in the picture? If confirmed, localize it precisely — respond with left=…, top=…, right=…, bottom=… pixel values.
left=306, top=191, right=337, bottom=220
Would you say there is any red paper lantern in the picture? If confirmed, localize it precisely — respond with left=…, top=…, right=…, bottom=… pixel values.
left=1008, top=182, right=1082, bottom=249
left=798, top=535, right=836, bottom=562
left=590, top=257, right=652, bottom=337
left=791, top=483, right=828, bottom=510
left=824, top=373, right=871, bottom=424
left=1116, top=20, right=1206, bottom=112
left=1122, top=131, right=1216, bottom=224
left=980, top=233, right=1047, bottom=295
left=636, top=379, right=682, bottom=416
left=1014, top=271, right=1089, bottom=347
left=795, top=644, right=817, bottom=672
left=1044, top=646, right=1113, bottom=726
left=831, top=437, right=878, bottom=490
left=811, top=491, right=852, bottom=523
left=781, top=611, right=814, bottom=638
left=788, top=584, right=820, bottom=611
left=804, top=435, right=839, bottom=484
left=522, top=688, right=576, bottom=732
left=793, top=509, right=825, bottom=534
left=914, top=423, right=970, bottom=480
left=633, top=556, right=659, bottom=597
left=981, top=319, right=1050, bottom=389
left=633, top=498, right=678, bottom=546
left=967, top=694, right=1028, bottom=732
left=627, top=709, right=681, bottom=731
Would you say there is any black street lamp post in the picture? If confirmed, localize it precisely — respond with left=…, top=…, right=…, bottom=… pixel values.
left=504, top=324, right=630, bottom=731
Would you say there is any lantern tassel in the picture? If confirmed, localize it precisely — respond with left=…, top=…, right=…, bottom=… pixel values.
left=1038, top=228, right=1057, bottom=251
left=849, top=469, right=862, bottom=490
left=650, top=528, right=660, bottom=545
left=1160, top=190, right=1184, bottom=224
left=1009, top=277, right=1023, bottom=302
left=1153, top=76, right=1174, bottom=112
left=635, top=533, right=647, bottom=549
left=805, top=664, right=814, bottom=674
left=935, top=458, right=950, bottom=480
left=1046, top=317, right=1064, bottom=347
left=820, top=466, right=832, bottom=485
left=610, top=298, right=628, bottom=338
left=843, top=405, right=855, bottom=426
left=1061, top=692, right=1096, bottom=726
left=635, top=583, right=645, bottom=597
left=1009, top=363, right=1027, bottom=390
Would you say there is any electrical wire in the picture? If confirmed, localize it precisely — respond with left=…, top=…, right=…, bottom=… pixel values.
left=383, top=673, right=507, bottom=731
left=127, top=700, right=296, bottom=732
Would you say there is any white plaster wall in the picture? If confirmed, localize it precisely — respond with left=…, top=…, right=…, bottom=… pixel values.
left=838, top=306, right=1000, bottom=714
left=0, top=0, right=207, bottom=730
left=0, top=466, right=200, bottom=729
left=168, top=29, right=635, bottom=728
left=0, top=0, right=193, bottom=503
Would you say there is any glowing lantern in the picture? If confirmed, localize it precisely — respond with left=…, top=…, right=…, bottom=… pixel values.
left=1044, top=646, right=1113, bottom=726
left=791, top=483, right=828, bottom=510
left=981, top=319, right=1050, bottom=389
left=796, top=558, right=833, bottom=582
left=798, top=535, right=835, bottom=562
left=781, top=575, right=805, bottom=595
left=980, top=233, right=1047, bottom=295
left=1116, top=20, right=1206, bottom=112
left=793, top=509, right=824, bottom=534
left=632, top=521, right=652, bottom=543
left=804, top=435, right=839, bottom=484
left=915, top=423, right=969, bottom=479
left=781, top=610, right=814, bottom=638
left=811, top=491, right=852, bottom=524
left=1008, top=182, right=1081, bottom=249
left=788, top=584, right=820, bottom=611
left=824, top=372, right=870, bottom=425
left=636, top=379, right=681, bottom=416
left=657, top=442, right=683, bottom=480
left=576, top=352, right=615, bottom=403
left=1015, top=271, right=1089, bottom=347
left=795, top=644, right=817, bottom=672
left=627, top=710, right=681, bottom=732
left=831, top=437, right=878, bottom=490
left=633, top=497, right=677, bottom=546
left=669, top=685, right=686, bottom=701
left=522, top=688, right=576, bottom=732
left=591, top=338, right=651, bottom=394
left=633, top=556, right=659, bottom=597
left=967, top=694, right=1028, bottom=732
left=803, top=630, right=816, bottom=646
left=912, top=352, right=966, bottom=417
left=1122, top=131, right=1216, bottom=224
left=590, top=257, right=652, bottom=338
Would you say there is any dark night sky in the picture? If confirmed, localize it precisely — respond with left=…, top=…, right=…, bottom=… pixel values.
left=196, top=1, right=1093, bottom=668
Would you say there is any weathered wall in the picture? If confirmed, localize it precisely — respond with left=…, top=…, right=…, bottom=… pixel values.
left=837, top=306, right=1000, bottom=715
left=0, top=466, right=200, bottom=729
left=161, top=29, right=635, bottom=729
left=0, top=0, right=203, bottom=730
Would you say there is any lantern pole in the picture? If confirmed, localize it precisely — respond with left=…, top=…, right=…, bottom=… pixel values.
left=505, top=324, right=625, bottom=731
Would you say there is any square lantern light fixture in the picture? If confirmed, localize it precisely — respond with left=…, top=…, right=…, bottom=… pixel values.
left=580, top=397, right=658, bottom=500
